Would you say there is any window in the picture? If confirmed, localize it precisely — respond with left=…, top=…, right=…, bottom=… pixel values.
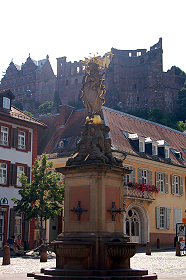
left=0, top=163, right=7, bottom=184
left=48, top=84, right=52, bottom=92
left=129, top=52, right=132, bottom=57
left=159, top=173, right=164, bottom=192
left=123, top=166, right=136, bottom=186
left=137, top=51, right=141, bottom=56
left=1, top=126, right=8, bottom=146
left=16, top=166, right=24, bottom=186
left=171, top=175, right=183, bottom=195
left=139, top=141, right=145, bottom=152
left=3, top=97, right=10, bottom=109
left=152, top=144, right=157, bottom=155
left=18, top=131, right=25, bottom=150
left=76, top=66, right=80, bottom=73
left=138, top=168, right=152, bottom=185
left=160, top=207, right=165, bottom=228
left=41, top=87, right=45, bottom=93
left=142, top=169, right=147, bottom=184
left=137, top=97, right=139, bottom=102
left=156, top=206, right=170, bottom=229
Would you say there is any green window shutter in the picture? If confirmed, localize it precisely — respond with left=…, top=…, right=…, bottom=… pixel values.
left=166, top=208, right=170, bottom=229
left=180, top=176, right=183, bottom=195
left=138, top=168, right=142, bottom=183
left=171, top=175, right=175, bottom=194
left=132, top=167, right=136, bottom=183
left=27, top=132, right=31, bottom=151
left=148, top=170, right=153, bottom=185
left=156, top=206, right=160, bottom=229
left=165, top=174, right=169, bottom=193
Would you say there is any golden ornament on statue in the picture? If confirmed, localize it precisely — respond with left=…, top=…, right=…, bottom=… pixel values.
left=86, top=115, right=103, bottom=124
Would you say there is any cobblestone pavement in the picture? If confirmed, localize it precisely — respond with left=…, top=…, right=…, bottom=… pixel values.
left=0, top=247, right=186, bottom=279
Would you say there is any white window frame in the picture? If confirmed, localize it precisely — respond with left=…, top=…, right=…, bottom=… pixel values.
left=142, top=169, right=147, bottom=184
left=16, top=166, right=24, bottom=186
left=156, top=206, right=170, bottom=229
left=3, top=97, right=10, bottom=109
left=18, top=131, right=25, bottom=150
left=1, top=126, right=8, bottom=146
left=165, top=148, right=169, bottom=158
left=0, top=163, right=7, bottom=184
left=171, top=174, right=183, bottom=196
left=152, top=144, right=158, bottom=155
left=139, top=141, right=145, bottom=152
left=159, top=173, right=164, bottom=192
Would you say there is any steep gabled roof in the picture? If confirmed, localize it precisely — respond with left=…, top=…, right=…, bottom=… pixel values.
left=37, top=106, right=186, bottom=168
left=0, top=105, right=47, bottom=128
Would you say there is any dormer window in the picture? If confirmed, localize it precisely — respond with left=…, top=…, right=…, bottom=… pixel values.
left=128, top=133, right=145, bottom=153
left=3, top=97, right=10, bottom=109
left=157, top=140, right=170, bottom=159
left=145, top=137, right=158, bottom=156
left=171, top=149, right=183, bottom=160
left=54, top=137, right=72, bottom=151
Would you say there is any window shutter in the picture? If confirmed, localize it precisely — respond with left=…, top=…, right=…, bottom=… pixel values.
left=180, top=176, right=183, bottom=195
left=138, top=168, right=142, bottom=183
left=166, top=208, right=170, bottom=229
left=9, top=164, right=17, bottom=185
left=156, top=206, right=160, bottom=229
left=148, top=170, right=153, bottom=185
left=165, top=174, right=169, bottom=193
left=9, top=208, right=16, bottom=238
left=10, top=128, right=14, bottom=147
left=27, top=132, right=31, bottom=151
left=0, top=124, right=1, bottom=141
left=27, top=166, right=31, bottom=183
left=171, top=175, right=175, bottom=194
left=156, top=171, right=159, bottom=189
left=12, top=164, right=17, bottom=186
left=132, top=167, right=136, bottom=183
left=11, top=128, right=18, bottom=148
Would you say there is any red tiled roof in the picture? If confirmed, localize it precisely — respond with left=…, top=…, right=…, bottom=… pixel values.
left=37, top=106, right=186, bottom=168
left=0, top=105, right=47, bottom=128
left=103, top=107, right=186, bottom=167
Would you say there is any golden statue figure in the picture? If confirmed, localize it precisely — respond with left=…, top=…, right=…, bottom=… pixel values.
left=81, top=53, right=113, bottom=123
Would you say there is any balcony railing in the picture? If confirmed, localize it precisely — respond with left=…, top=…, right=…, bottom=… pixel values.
left=123, top=186, right=155, bottom=202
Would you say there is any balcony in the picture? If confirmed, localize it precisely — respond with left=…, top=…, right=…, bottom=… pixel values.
left=123, top=186, right=155, bottom=203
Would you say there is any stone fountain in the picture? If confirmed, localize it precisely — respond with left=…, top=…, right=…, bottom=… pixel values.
left=29, top=54, right=157, bottom=279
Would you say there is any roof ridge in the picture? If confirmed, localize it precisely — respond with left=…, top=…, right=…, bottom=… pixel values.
left=103, top=106, right=186, bottom=136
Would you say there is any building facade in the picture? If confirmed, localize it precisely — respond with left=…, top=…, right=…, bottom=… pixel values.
left=0, top=55, right=56, bottom=109
left=37, top=105, right=186, bottom=245
left=0, top=89, right=46, bottom=249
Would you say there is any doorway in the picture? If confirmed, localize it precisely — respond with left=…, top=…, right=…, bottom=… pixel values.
left=126, top=209, right=140, bottom=243
left=0, top=211, right=4, bottom=247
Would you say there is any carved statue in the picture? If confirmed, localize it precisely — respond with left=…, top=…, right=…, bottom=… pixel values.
left=66, top=53, right=124, bottom=167
left=81, top=62, right=105, bottom=119
left=81, top=53, right=113, bottom=120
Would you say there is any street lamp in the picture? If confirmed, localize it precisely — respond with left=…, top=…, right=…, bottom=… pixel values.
left=0, top=197, right=8, bottom=211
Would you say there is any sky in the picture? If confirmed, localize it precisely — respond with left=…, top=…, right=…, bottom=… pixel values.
left=0, top=0, right=186, bottom=79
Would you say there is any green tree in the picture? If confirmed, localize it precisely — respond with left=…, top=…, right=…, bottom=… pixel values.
left=12, top=154, right=64, bottom=242
left=38, top=101, right=54, bottom=114
left=176, top=85, right=186, bottom=121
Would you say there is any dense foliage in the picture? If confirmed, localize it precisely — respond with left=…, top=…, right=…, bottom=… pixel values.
left=12, top=154, right=64, bottom=239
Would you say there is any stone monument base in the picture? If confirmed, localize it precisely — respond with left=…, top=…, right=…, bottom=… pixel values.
left=28, top=268, right=157, bottom=279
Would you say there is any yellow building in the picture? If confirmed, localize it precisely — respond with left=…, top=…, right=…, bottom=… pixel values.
left=38, top=105, right=186, bottom=245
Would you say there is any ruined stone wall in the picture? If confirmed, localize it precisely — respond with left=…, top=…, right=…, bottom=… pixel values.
left=56, top=57, right=85, bottom=104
